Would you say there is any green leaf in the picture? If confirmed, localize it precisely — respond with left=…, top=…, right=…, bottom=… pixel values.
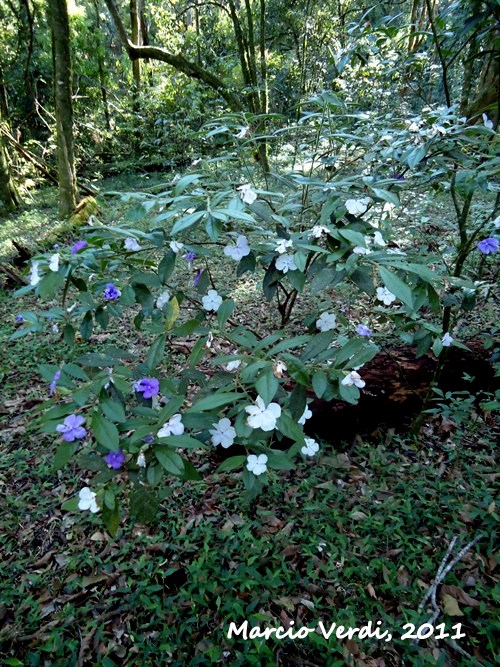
left=164, top=296, right=180, bottom=330
left=216, top=455, right=246, bottom=473
left=289, top=382, right=307, bottom=421
left=63, top=324, right=75, bottom=345
left=266, top=450, right=294, bottom=470
left=338, top=380, right=360, bottom=404
left=300, top=330, right=337, bottom=362
left=54, top=441, right=78, bottom=471
left=162, top=434, right=205, bottom=449
left=101, top=398, right=126, bottom=423
left=171, top=210, right=205, bottom=235
left=255, top=368, right=279, bottom=404
left=129, top=486, right=160, bottom=524
left=38, top=271, right=64, bottom=298
left=406, top=144, right=426, bottom=169
left=63, top=363, right=89, bottom=381
left=80, top=311, right=93, bottom=341
left=205, top=212, right=223, bottom=241
left=102, top=501, right=120, bottom=537
left=379, top=266, right=414, bottom=309
left=146, top=334, right=166, bottom=371
left=276, top=413, right=305, bottom=445
left=217, top=299, right=234, bottom=328
left=190, top=392, right=242, bottom=412
left=154, top=447, right=184, bottom=476
left=237, top=251, right=256, bottom=276
left=158, top=251, right=176, bottom=283
left=370, top=187, right=400, bottom=207
left=312, top=371, right=328, bottom=398
left=338, top=229, right=367, bottom=247
left=61, top=496, right=79, bottom=511
left=92, top=413, right=120, bottom=451
left=334, top=338, right=364, bottom=367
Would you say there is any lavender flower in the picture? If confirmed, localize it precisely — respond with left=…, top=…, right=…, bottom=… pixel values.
left=356, top=324, right=372, bottom=337
left=194, top=269, right=201, bottom=287
left=49, top=370, right=61, bottom=397
left=133, top=377, right=160, bottom=399
left=15, top=314, right=23, bottom=322
left=56, top=414, right=87, bottom=442
left=477, top=238, right=499, bottom=255
left=71, top=240, right=87, bottom=254
left=103, top=283, right=121, bottom=300
left=183, top=252, right=197, bottom=269
left=105, top=449, right=126, bottom=470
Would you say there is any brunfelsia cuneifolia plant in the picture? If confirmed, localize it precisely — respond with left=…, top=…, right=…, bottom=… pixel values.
left=14, top=97, right=498, bottom=534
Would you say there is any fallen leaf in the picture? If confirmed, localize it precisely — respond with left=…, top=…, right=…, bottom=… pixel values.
left=442, top=593, right=464, bottom=616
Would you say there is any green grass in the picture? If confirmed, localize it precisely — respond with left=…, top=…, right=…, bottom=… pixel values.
left=0, top=180, right=498, bottom=666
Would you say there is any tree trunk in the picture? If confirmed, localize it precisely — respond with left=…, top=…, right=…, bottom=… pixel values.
left=0, top=135, right=20, bottom=213
left=466, top=38, right=500, bottom=125
left=0, top=87, right=20, bottom=213
left=47, top=0, right=77, bottom=217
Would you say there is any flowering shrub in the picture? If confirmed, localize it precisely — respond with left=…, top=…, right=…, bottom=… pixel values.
left=14, top=98, right=498, bottom=534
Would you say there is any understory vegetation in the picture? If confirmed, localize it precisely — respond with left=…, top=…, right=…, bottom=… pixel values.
left=1, top=0, right=499, bottom=664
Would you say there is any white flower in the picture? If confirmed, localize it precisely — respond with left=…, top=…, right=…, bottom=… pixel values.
left=341, top=371, right=366, bottom=388
left=124, top=237, right=142, bottom=251
left=224, top=235, right=251, bottom=261
left=298, top=406, right=312, bottom=425
left=386, top=248, right=406, bottom=256
left=492, top=215, right=500, bottom=230
left=483, top=114, right=493, bottom=130
left=136, top=452, right=146, bottom=468
left=226, top=359, right=241, bottom=371
left=206, top=331, right=214, bottom=348
left=345, top=197, right=371, bottom=216
left=301, top=437, right=319, bottom=457
left=310, top=225, right=329, bottom=239
left=442, top=332, right=454, bottom=347
left=202, top=289, right=223, bottom=312
left=275, top=238, right=293, bottom=254
left=237, top=184, right=257, bottom=205
left=316, top=311, right=337, bottom=331
left=245, top=395, right=281, bottom=431
left=209, top=418, right=236, bottom=448
left=273, top=360, right=287, bottom=377
left=51, top=323, right=59, bottom=334
left=78, top=487, right=99, bottom=513
left=48, top=253, right=60, bottom=272
left=235, top=126, right=250, bottom=139
left=30, top=260, right=42, bottom=286
left=408, top=121, right=420, bottom=132
left=373, top=231, right=386, bottom=247
left=158, top=413, right=184, bottom=437
left=156, top=290, right=170, bottom=309
left=376, top=286, right=397, bottom=305
left=275, top=254, right=297, bottom=273
left=246, top=454, right=268, bottom=476
left=169, top=240, right=184, bottom=253
left=353, top=245, right=371, bottom=255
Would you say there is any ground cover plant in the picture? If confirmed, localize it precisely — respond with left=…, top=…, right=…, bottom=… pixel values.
left=1, top=0, right=499, bottom=664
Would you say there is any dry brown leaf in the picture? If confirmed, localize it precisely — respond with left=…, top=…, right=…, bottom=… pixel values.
left=442, top=593, right=464, bottom=616
left=366, top=583, right=377, bottom=599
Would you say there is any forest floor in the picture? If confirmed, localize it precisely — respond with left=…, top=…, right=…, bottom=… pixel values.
left=0, top=177, right=498, bottom=666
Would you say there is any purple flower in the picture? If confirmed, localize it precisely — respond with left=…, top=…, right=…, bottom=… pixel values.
left=194, top=269, right=201, bottom=287
left=105, top=449, right=126, bottom=470
left=183, top=252, right=197, bottom=269
left=15, top=314, right=23, bottom=322
left=143, top=434, right=155, bottom=444
left=477, top=238, right=499, bottom=255
left=133, top=377, right=160, bottom=399
left=49, top=370, right=62, bottom=397
left=56, top=414, right=87, bottom=442
left=71, top=240, right=87, bottom=254
left=53, top=244, right=59, bottom=250
left=103, top=283, right=121, bottom=300
left=356, top=324, right=372, bottom=337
